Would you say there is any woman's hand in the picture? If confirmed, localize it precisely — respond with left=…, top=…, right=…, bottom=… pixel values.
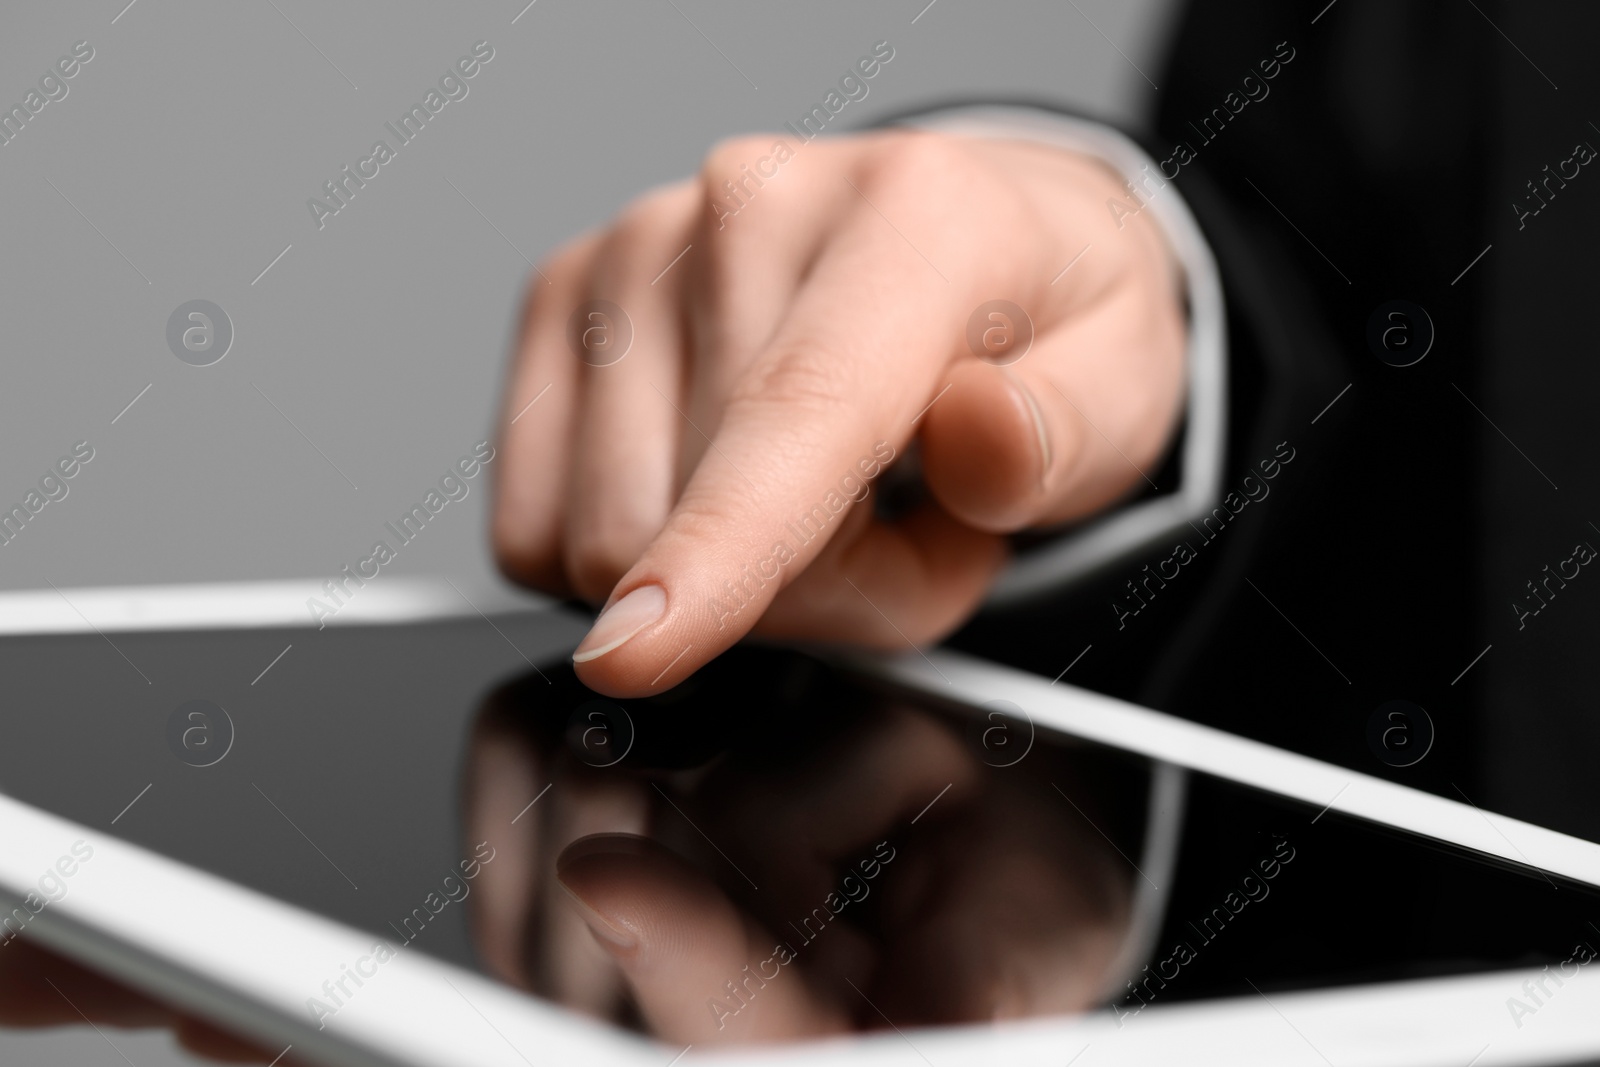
left=492, top=129, right=1187, bottom=697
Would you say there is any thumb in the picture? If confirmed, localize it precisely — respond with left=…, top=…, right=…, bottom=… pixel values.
left=922, top=281, right=1185, bottom=532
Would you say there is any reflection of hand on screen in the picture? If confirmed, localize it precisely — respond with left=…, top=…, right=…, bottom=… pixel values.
left=464, top=675, right=1133, bottom=1046
left=0, top=939, right=293, bottom=1064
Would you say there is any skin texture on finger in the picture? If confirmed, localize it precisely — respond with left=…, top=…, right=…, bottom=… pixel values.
left=562, top=183, right=699, bottom=601
left=491, top=233, right=601, bottom=593
left=679, top=136, right=865, bottom=480
left=572, top=136, right=1057, bottom=696
left=556, top=834, right=849, bottom=1044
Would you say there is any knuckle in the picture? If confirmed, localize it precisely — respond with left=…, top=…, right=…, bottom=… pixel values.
left=859, top=130, right=977, bottom=198
left=658, top=498, right=723, bottom=544
left=529, top=234, right=597, bottom=305
left=701, top=134, right=777, bottom=191
left=609, top=182, right=690, bottom=248
left=592, top=188, right=696, bottom=295
left=698, top=133, right=802, bottom=234
left=730, top=342, right=859, bottom=418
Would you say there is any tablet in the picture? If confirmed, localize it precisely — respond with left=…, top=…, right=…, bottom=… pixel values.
left=2, top=579, right=1599, bottom=1067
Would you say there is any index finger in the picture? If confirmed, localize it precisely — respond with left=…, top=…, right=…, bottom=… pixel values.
left=570, top=139, right=1049, bottom=696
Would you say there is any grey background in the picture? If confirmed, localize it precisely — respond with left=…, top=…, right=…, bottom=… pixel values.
left=0, top=0, right=1174, bottom=1061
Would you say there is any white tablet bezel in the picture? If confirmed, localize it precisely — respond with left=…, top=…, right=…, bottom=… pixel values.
left=2, top=578, right=1598, bottom=1067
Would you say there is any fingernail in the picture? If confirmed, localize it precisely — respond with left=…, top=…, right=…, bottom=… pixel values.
left=556, top=835, right=650, bottom=954
left=573, top=584, right=665, bottom=663
left=558, top=881, right=639, bottom=954
left=1003, top=371, right=1052, bottom=488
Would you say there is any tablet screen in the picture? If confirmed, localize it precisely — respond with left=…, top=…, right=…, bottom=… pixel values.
left=1, top=615, right=1594, bottom=1042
